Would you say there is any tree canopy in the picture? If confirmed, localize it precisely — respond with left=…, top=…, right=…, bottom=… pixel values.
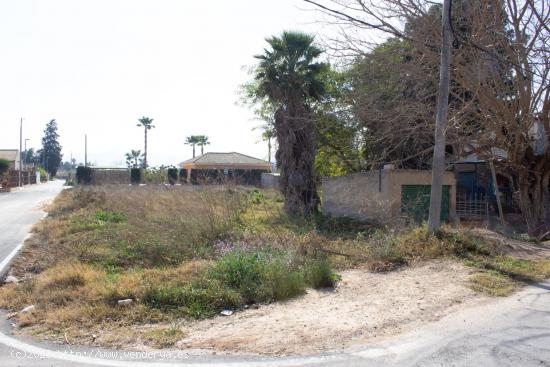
left=41, top=119, right=62, bottom=177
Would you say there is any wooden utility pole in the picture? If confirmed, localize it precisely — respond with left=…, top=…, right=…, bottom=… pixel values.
left=85, top=134, right=88, bottom=167
left=19, top=118, right=23, bottom=187
left=428, top=0, right=453, bottom=234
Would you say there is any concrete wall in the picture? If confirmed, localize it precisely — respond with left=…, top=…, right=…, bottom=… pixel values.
left=322, top=171, right=395, bottom=222
left=322, top=170, right=457, bottom=222
left=91, top=169, right=130, bottom=185
left=261, top=173, right=280, bottom=189
left=386, top=170, right=456, bottom=219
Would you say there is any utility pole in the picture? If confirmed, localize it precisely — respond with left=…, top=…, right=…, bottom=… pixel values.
left=428, top=0, right=453, bottom=234
left=24, top=138, right=30, bottom=170
left=19, top=118, right=23, bottom=187
left=84, top=134, right=88, bottom=167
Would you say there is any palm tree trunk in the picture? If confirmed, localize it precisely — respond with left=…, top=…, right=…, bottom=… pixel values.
left=268, top=138, right=272, bottom=163
left=143, top=129, right=148, bottom=168
left=201, top=145, right=204, bottom=155
left=192, top=145, right=196, bottom=158
left=275, top=100, right=318, bottom=216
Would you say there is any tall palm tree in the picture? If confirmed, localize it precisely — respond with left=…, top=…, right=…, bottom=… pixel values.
left=125, top=150, right=142, bottom=168
left=196, top=135, right=210, bottom=155
left=252, top=101, right=277, bottom=164
left=262, top=128, right=275, bottom=164
left=185, top=135, right=199, bottom=158
left=254, top=31, right=327, bottom=215
left=137, top=117, right=154, bottom=168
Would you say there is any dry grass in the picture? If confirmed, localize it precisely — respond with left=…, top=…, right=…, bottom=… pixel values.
left=0, top=185, right=338, bottom=347
left=1, top=185, right=548, bottom=349
left=469, top=272, right=516, bottom=296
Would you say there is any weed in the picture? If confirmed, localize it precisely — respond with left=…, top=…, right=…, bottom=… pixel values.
left=95, top=210, right=126, bottom=223
left=469, top=272, right=516, bottom=296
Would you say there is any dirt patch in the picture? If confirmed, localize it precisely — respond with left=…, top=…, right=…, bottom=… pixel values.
left=467, top=228, right=550, bottom=260
left=175, top=259, right=487, bottom=355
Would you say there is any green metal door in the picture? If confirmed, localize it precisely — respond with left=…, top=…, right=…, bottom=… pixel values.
left=401, top=185, right=450, bottom=223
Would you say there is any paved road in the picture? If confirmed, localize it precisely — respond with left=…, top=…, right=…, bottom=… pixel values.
left=0, top=180, right=65, bottom=276
left=0, top=181, right=549, bottom=366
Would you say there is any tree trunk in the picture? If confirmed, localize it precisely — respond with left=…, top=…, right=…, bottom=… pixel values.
left=274, top=99, right=318, bottom=216
left=192, top=145, right=196, bottom=158
left=428, top=0, right=452, bottom=234
left=512, top=167, right=550, bottom=237
left=143, top=129, right=148, bottom=169
left=201, top=145, right=204, bottom=155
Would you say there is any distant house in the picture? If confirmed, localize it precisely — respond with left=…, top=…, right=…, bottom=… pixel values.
left=0, top=149, right=20, bottom=170
left=179, top=152, right=272, bottom=186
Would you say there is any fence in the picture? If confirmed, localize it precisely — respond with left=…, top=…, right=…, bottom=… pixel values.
left=6, top=170, right=36, bottom=187
left=456, top=192, right=489, bottom=219
left=90, top=168, right=130, bottom=185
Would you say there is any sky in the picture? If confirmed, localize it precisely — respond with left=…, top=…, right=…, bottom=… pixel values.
left=0, top=0, right=328, bottom=167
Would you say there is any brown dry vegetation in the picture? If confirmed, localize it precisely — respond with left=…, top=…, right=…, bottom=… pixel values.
left=1, top=185, right=549, bottom=351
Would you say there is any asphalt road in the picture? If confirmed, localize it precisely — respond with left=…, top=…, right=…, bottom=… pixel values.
left=0, top=180, right=65, bottom=277
left=0, top=181, right=549, bottom=366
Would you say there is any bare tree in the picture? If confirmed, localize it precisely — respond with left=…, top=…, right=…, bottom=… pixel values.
left=305, top=0, right=550, bottom=235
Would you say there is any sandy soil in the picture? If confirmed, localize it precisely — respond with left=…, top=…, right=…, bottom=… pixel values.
left=176, top=260, right=487, bottom=356
left=467, top=228, right=550, bottom=260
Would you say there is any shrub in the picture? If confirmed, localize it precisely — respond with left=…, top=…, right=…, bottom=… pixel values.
left=95, top=210, right=126, bottom=223
left=167, top=168, right=178, bottom=185
left=76, top=166, right=93, bottom=185
left=0, top=158, right=9, bottom=176
left=142, top=279, right=242, bottom=318
left=209, top=248, right=336, bottom=304
left=210, top=249, right=272, bottom=303
left=142, top=167, right=167, bottom=184
left=142, top=248, right=338, bottom=317
left=179, top=169, right=187, bottom=183
left=130, top=168, right=141, bottom=185
left=304, top=255, right=339, bottom=288
left=38, top=167, right=48, bottom=182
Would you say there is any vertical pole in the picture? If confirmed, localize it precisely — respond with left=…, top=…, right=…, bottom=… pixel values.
left=23, top=139, right=27, bottom=170
left=19, top=118, right=23, bottom=187
left=268, top=137, right=272, bottom=163
left=489, top=160, right=505, bottom=226
left=85, top=134, right=88, bottom=167
left=428, top=0, right=453, bottom=234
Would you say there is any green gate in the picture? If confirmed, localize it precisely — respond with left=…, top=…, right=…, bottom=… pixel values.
left=401, top=185, right=450, bottom=223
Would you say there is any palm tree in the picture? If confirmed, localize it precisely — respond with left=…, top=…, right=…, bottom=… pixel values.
left=185, top=135, right=199, bottom=158
left=253, top=101, right=277, bottom=163
left=136, top=117, right=154, bottom=168
left=254, top=31, right=327, bottom=215
left=125, top=150, right=142, bottom=168
left=196, top=135, right=210, bottom=155
left=262, top=128, right=275, bottom=164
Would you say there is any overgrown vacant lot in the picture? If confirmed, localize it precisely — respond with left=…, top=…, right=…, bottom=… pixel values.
left=1, top=185, right=550, bottom=352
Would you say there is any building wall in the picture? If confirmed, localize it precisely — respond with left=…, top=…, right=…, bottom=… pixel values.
left=322, top=170, right=456, bottom=222
left=386, top=170, right=456, bottom=220
left=322, top=171, right=393, bottom=222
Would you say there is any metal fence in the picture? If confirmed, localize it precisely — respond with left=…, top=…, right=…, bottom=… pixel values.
left=457, top=192, right=489, bottom=219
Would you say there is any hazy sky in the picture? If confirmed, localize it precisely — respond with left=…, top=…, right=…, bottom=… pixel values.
left=0, top=0, right=326, bottom=167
